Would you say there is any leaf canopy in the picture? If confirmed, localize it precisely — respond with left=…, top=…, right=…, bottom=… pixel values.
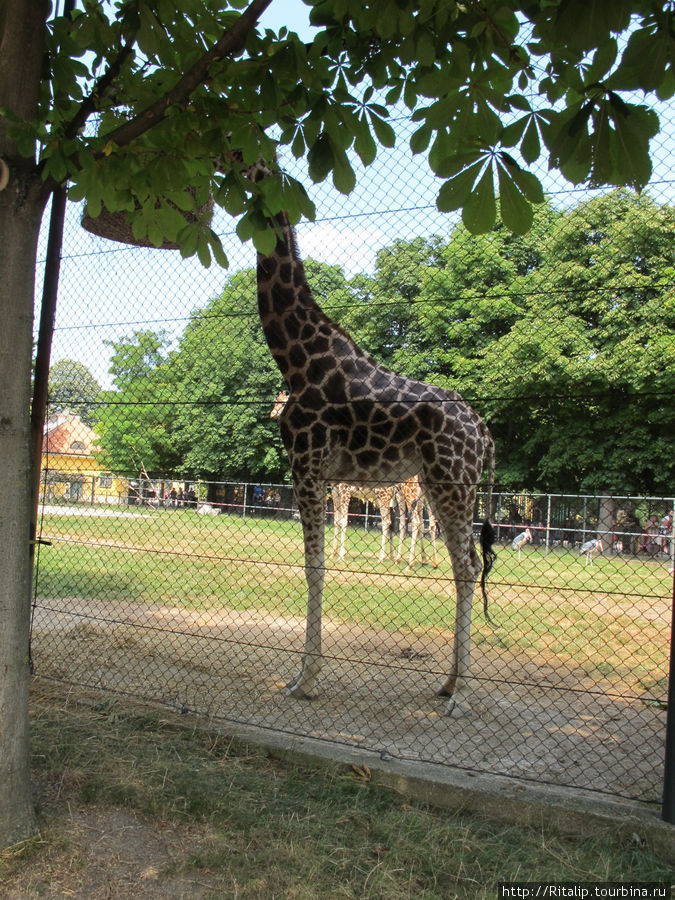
left=2, top=0, right=672, bottom=256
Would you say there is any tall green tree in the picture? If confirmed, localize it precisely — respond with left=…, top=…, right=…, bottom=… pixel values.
left=94, top=330, right=180, bottom=476
left=481, top=190, right=675, bottom=493
left=339, top=237, right=443, bottom=370
left=47, top=358, right=101, bottom=424
left=1, top=0, right=673, bottom=847
left=392, top=205, right=561, bottom=386
left=170, top=269, right=287, bottom=481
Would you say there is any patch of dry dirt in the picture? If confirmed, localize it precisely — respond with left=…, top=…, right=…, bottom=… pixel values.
left=1, top=803, right=224, bottom=899
left=31, top=596, right=667, bottom=803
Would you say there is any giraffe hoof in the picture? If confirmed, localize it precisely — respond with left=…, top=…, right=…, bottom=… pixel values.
left=436, top=678, right=455, bottom=697
left=444, top=696, right=472, bottom=718
left=286, top=681, right=314, bottom=700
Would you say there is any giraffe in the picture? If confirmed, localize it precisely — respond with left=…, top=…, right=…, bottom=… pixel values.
left=395, top=477, right=439, bottom=570
left=329, top=481, right=402, bottom=563
left=272, top=392, right=405, bottom=563
left=253, top=167, right=496, bottom=716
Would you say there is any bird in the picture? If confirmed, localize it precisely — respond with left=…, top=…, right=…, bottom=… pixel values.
left=579, top=538, right=604, bottom=566
left=511, top=527, right=533, bottom=559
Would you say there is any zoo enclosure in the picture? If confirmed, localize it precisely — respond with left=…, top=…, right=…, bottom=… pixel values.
left=32, top=112, right=675, bottom=812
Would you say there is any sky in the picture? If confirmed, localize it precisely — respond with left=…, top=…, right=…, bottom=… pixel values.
left=38, top=1, right=675, bottom=391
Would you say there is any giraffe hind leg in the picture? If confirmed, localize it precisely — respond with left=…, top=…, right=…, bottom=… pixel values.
left=423, top=482, right=481, bottom=717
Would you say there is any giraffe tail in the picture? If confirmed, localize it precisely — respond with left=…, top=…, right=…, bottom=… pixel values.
left=479, top=519, right=497, bottom=624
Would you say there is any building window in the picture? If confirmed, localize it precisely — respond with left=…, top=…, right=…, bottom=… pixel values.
left=99, top=474, right=113, bottom=489
left=70, top=441, right=86, bottom=451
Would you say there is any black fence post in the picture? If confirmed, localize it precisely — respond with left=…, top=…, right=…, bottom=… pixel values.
left=662, top=571, right=675, bottom=823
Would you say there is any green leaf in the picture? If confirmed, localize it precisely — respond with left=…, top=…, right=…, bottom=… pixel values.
left=428, top=128, right=454, bottom=176
left=197, top=236, right=212, bottom=268
left=216, top=177, right=247, bottom=216
left=403, top=77, right=418, bottom=110
left=235, top=212, right=256, bottom=243
left=353, top=115, right=377, bottom=166
left=497, top=162, right=534, bottom=234
left=260, top=174, right=286, bottom=214
left=520, top=118, right=541, bottom=164
left=409, top=123, right=431, bottom=155
left=657, top=67, right=675, bottom=102
left=369, top=112, right=396, bottom=148
left=584, top=38, right=618, bottom=84
left=607, top=102, right=657, bottom=190
left=461, top=165, right=496, bottom=234
left=609, top=27, right=671, bottom=92
left=291, top=129, right=305, bottom=159
left=206, top=228, right=229, bottom=269
left=436, top=160, right=485, bottom=213
left=332, top=145, right=356, bottom=194
left=416, top=30, right=436, bottom=67
left=177, top=224, right=200, bottom=259
left=500, top=155, right=544, bottom=204
left=552, top=0, right=632, bottom=53
left=137, top=3, right=161, bottom=57
left=501, top=115, right=528, bottom=149
left=307, top=132, right=334, bottom=183
left=252, top=226, right=278, bottom=255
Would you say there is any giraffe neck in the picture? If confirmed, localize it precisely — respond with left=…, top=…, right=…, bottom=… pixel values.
left=256, top=210, right=372, bottom=396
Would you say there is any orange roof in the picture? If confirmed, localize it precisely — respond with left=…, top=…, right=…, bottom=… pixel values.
left=43, top=414, right=98, bottom=456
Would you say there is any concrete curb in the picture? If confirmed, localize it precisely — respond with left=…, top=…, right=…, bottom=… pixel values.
left=217, top=718, right=675, bottom=865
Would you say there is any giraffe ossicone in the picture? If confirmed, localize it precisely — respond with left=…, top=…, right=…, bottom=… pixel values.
left=256, top=168, right=496, bottom=717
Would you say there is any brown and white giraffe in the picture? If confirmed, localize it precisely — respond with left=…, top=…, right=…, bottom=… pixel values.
left=396, top=477, right=439, bottom=570
left=254, top=166, right=496, bottom=716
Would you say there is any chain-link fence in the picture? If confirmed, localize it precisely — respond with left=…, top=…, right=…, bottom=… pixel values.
left=31, top=112, right=674, bottom=807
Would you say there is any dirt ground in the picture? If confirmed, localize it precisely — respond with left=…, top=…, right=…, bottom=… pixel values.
left=2, top=803, right=227, bottom=899
left=30, top=594, right=667, bottom=805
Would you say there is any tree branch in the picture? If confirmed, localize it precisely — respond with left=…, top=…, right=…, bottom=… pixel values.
left=467, top=0, right=519, bottom=61
left=63, top=36, right=136, bottom=141
left=97, top=0, right=274, bottom=153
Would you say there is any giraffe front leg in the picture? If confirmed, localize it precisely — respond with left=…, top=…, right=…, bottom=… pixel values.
left=287, top=484, right=326, bottom=699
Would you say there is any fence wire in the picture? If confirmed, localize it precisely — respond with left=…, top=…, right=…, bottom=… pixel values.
left=31, top=113, right=674, bottom=805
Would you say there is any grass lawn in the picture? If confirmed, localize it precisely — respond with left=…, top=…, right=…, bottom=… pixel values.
left=35, top=507, right=672, bottom=700
left=0, top=682, right=672, bottom=899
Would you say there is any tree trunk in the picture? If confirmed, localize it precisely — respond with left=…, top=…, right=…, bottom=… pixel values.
left=597, top=496, right=617, bottom=552
left=0, top=0, right=50, bottom=849
left=0, top=184, right=47, bottom=849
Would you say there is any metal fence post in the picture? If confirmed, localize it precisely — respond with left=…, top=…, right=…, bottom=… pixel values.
left=242, top=483, right=248, bottom=523
left=662, top=571, right=675, bottom=823
left=545, top=494, right=552, bottom=555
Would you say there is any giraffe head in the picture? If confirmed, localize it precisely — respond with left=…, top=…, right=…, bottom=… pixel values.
left=221, top=143, right=274, bottom=185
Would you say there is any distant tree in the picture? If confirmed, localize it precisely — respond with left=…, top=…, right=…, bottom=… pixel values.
left=480, top=190, right=675, bottom=494
left=170, top=269, right=286, bottom=482
left=47, top=359, right=101, bottom=425
left=339, top=237, right=443, bottom=370
left=94, top=331, right=180, bottom=476
left=390, top=206, right=560, bottom=386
